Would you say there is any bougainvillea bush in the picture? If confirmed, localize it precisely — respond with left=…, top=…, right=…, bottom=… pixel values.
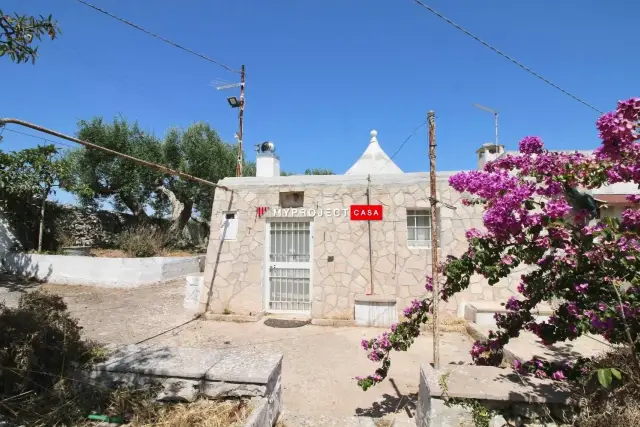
left=357, top=98, right=640, bottom=393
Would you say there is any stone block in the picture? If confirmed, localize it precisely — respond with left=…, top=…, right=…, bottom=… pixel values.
left=84, top=344, right=283, bottom=426
left=92, top=344, right=282, bottom=395
left=416, top=363, right=573, bottom=427
left=430, top=364, right=573, bottom=405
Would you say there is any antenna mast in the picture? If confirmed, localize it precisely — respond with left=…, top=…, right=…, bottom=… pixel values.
left=214, top=65, right=246, bottom=177
left=472, top=103, right=499, bottom=151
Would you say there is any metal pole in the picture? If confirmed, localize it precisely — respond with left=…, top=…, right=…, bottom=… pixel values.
left=366, top=174, right=374, bottom=295
left=0, top=118, right=229, bottom=191
left=428, top=110, right=440, bottom=369
left=237, top=65, right=245, bottom=177
left=494, top=111, right=499, bottom=150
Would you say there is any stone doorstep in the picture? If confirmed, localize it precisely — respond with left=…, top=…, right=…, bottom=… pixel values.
left=310, top=318, right=356, bottom=327
left=420, top=364, right=574, bottom=405
left=205, top=312, right=265, bottom=323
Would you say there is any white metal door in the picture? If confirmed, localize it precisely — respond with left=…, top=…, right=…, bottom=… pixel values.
left=266, top=221, right=312, bottom=313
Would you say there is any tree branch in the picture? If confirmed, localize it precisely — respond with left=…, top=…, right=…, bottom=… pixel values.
left=156, top=185, right=184, bottom=221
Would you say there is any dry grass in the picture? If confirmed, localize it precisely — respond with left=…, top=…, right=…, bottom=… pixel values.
left=420, top=316, right=468, bottom=333
left=127, top=398, right=251, bottom=427
left=575, top=346, right=640, bottom=427
left=90, top=248, right=199, bottom=258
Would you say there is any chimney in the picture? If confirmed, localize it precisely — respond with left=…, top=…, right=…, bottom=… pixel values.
left=256, top=141, right=280, bottom=177
left=476, top=143, right=505, bottom=170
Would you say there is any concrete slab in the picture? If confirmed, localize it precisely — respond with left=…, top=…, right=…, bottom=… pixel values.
left=427, top=364, right=573, bottom=404
left=417, top=364, right=574, bottom=427
left=468, top=323, right=614, bottom=364
left=465, top=302, right=552, bottom=326
left=95, top=344, right=282, bottom=385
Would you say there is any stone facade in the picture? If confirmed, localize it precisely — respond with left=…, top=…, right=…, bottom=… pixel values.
left=199, top=173, right=527, bottom=319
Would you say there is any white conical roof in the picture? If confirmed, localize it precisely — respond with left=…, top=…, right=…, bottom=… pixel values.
left=345, top=130, right=404, bottom=175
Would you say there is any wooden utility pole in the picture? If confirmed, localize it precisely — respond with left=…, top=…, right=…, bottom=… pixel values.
left=237, top=65, right=245, bottom=177
left=428, top=110, right=440, bottom=369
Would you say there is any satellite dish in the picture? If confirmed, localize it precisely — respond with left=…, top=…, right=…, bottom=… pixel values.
left=260, top=141, right=275, bottom=153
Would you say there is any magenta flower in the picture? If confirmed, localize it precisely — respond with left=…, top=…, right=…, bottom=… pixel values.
left=518, top=136, right=545, bottom=155
left=574, top=283, right=589, bottom=293
left=551, top=370, right=566, bottom=381
left=501, top=255, right=515, bottom=265
left=626, top=194, right=640, bottom=204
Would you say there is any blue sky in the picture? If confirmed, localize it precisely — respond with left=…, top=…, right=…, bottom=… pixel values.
left=1, top=0, right=638, bottom=207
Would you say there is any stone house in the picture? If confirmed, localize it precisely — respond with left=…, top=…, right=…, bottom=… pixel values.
left=198, top=131, right=638, bottom=325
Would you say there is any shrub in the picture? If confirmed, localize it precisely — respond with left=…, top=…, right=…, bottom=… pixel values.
left=575, top=347, right=640, bottom=427
left=117, top=224, right=167, bottom=257
left=356, top=97, right=640, bottom=395
left=0, top=291, right=96, bottom=396
left=0, top=291, right=105, bottom=424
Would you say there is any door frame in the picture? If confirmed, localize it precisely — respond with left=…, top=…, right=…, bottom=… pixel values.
left=262, top=217, right=314, bottom=314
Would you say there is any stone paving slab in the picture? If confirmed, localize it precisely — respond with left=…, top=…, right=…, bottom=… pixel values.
left=95, top=343, right=282, bottom=384
left=422, top=364, right=573, bottom=404
left=467, top=323, right=614, bottom=364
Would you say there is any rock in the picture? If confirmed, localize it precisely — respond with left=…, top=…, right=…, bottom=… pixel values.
left=155, top=378, right=200, bottom=402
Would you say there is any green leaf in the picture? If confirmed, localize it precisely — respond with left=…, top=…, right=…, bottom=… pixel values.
left=610, top=368, right=622, bottom=380
left=597, top=368, right=613, bottom=388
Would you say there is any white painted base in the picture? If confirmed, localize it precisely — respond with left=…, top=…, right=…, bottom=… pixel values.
left=2, top=252, right=205, bottom=288
left=184, top=274, right=204, bottom=310
left=354, top=298, right=398, bottom=327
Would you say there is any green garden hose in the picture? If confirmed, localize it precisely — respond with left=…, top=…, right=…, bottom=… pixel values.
left=87, top=414, right=123, bottom=424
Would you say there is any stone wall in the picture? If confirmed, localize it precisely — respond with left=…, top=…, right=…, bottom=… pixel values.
left=55, top=204, right=138, bottom=247
left=2, top=202, right=208, bottom=250
left=200, top=173, right=527, bottom=318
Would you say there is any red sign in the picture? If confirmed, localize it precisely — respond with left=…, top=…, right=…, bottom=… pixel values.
left=350, top=205, right=383, bottom=221
left=256, top=207, right=269, bottom=218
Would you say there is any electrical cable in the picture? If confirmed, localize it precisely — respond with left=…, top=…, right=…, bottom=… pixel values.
left=73, top=0, right=239, bottom=74
left=412, top=0, right=603, bottom=114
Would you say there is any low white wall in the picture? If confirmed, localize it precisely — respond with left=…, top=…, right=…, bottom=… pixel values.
left=2, top=252, right=205, bottom=288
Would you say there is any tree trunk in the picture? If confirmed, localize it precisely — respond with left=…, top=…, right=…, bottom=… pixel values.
left=157, top=186, right=193, bottom=240
left=121, top=196, right=150, bottom=224
left=37, top=186, right=48, bottom=253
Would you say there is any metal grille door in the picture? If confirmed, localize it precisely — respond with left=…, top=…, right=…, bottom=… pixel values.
left=267, top=221, right=312, bottom=313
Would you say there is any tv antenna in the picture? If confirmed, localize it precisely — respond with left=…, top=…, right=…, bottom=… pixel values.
left=472, top=103, right=499, bottom=150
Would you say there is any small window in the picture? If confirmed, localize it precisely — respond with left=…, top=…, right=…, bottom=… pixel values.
left=279, top=191, right=304, bottom=208
left=406, top=209, right=435, bottom=248
left=220, top=212, right=238, bottom=241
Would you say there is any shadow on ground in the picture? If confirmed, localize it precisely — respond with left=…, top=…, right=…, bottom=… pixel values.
left=0, top=272, right=41, bottom=293
left=355, top=378, right=417, bottom=418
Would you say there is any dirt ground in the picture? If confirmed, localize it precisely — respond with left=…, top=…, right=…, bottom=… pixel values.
left=0, top=274, right=474, bottom=424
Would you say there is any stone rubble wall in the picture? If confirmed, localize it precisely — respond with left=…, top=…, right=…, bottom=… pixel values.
left=201, top=177, right=529, bottom=318
left=3, top=202, right=208, bottom=250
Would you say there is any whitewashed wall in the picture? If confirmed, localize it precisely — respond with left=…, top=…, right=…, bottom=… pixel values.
left=3, top=253, right=204, bottom=287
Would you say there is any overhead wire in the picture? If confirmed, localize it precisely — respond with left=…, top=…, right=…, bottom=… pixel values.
left=371, top=119, right=428, bottom=175
left=1, top=128, right=76, bottom=149
left=411, top=0, right=604, bottom=114
left=73, top=0, right=239, bottom=74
